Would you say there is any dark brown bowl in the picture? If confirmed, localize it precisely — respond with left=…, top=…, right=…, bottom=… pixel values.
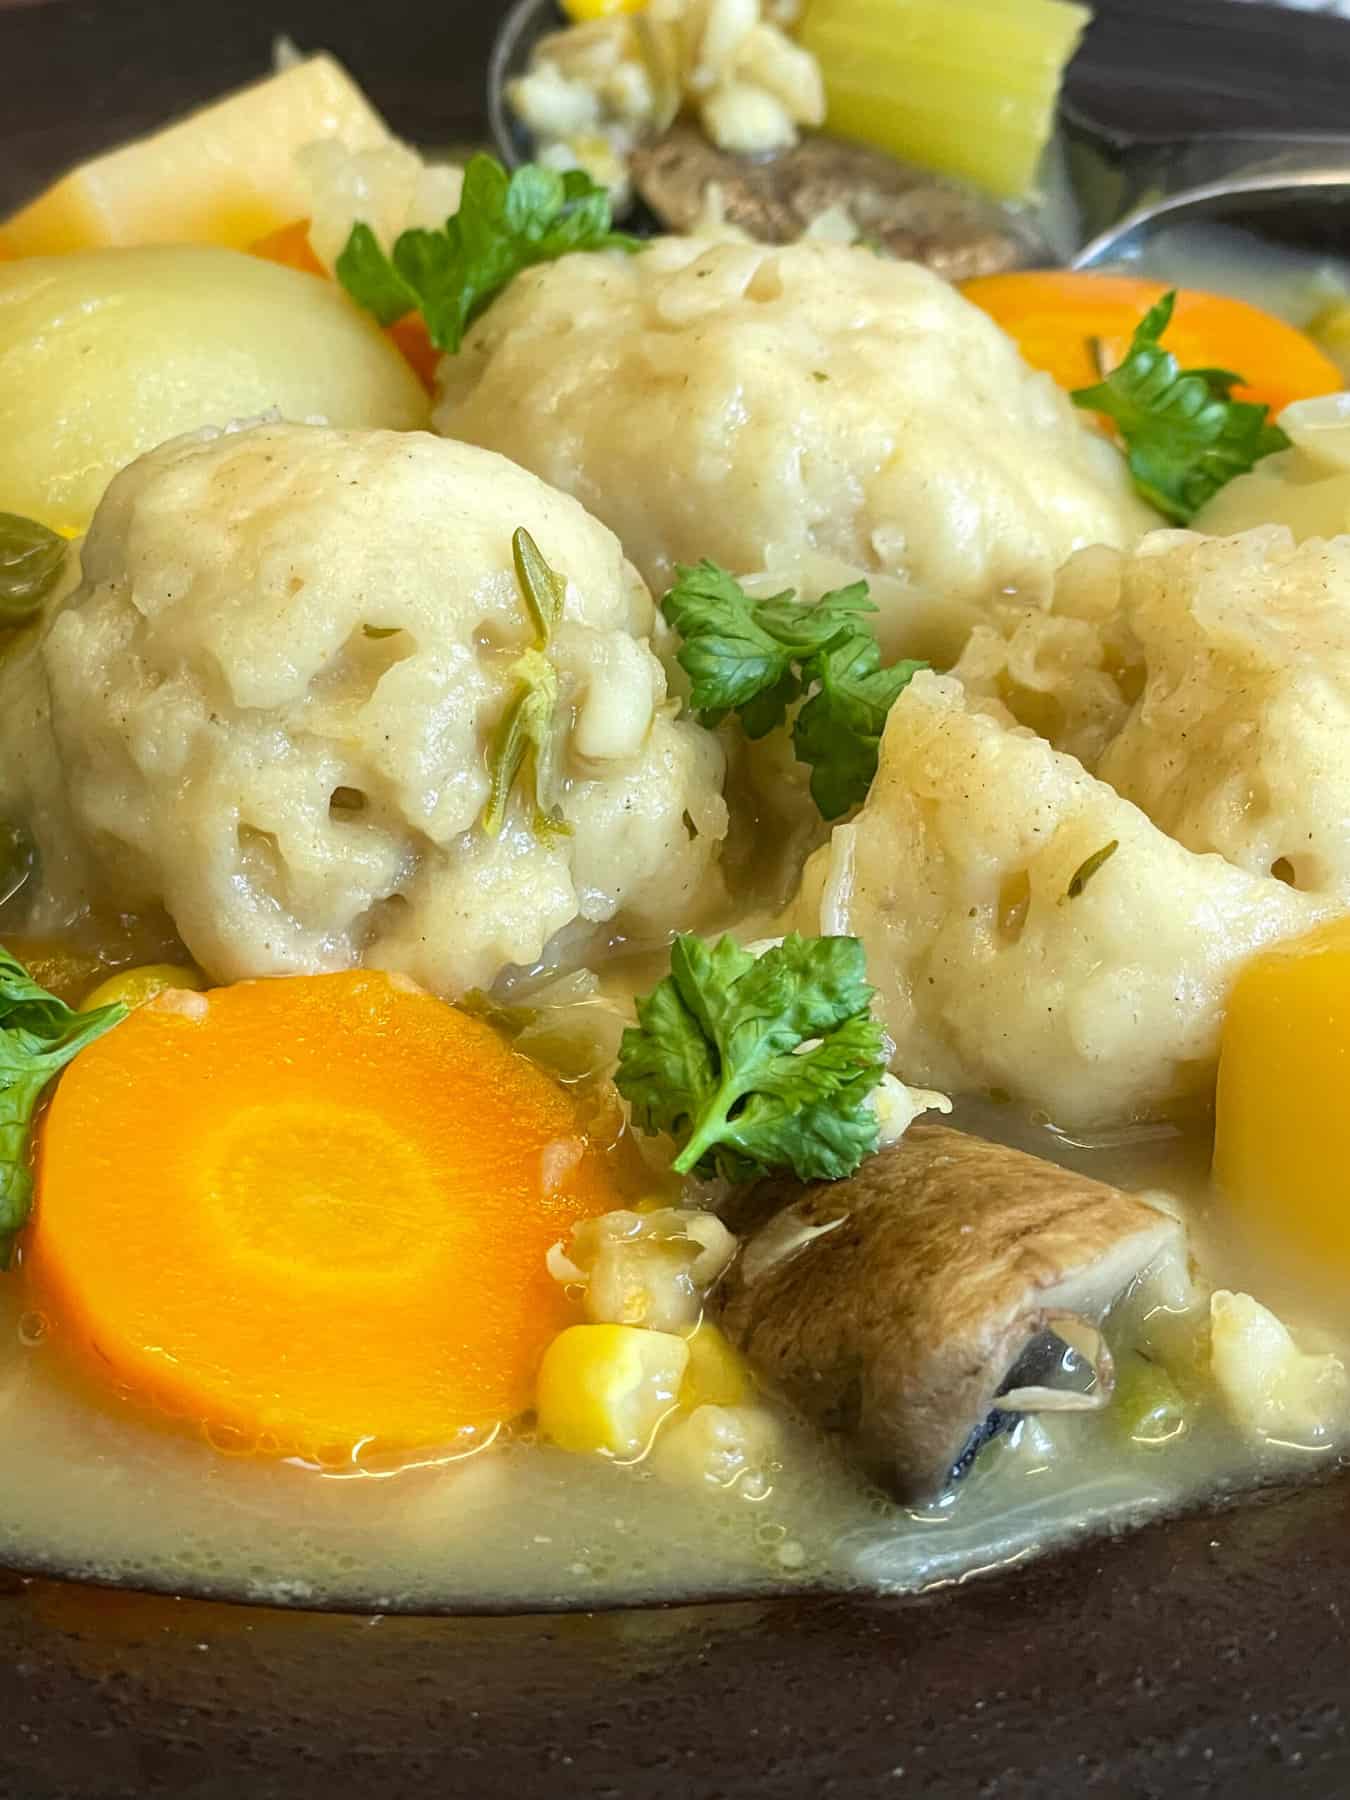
left=6, top=2, right=1350, bottom=1793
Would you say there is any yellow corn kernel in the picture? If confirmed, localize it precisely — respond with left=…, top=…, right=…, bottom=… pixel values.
left=80, top=963, right=205, bottom=1013
left=562, top=0, right=646, bottom=17
left=1215, top=916, right=1350, bottom=1279
left=536, top=1323, right=689, bottom=1458
left=681, top=1321, right=754, bottom=1410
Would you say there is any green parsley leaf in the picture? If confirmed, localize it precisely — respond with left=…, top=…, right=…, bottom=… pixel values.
left=336, top=154, right=638, bottom=355
left=615, top=932, right=887, bottom=1185
left=1070, top=291, right=1291, bottom=524
left=661, top=563, right=926, bottom=817
left=0, top=946, right=126, bottom=1269
left=793, top=634, right=927, bottom=821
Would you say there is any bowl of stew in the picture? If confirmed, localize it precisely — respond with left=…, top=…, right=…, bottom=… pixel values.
left=5, top=0, right=1350, bottom=1793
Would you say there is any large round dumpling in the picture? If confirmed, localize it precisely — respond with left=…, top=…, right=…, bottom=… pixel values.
left=434, top=238, right=1155, bottom=663
left=13, top=421, right=728, bottom=992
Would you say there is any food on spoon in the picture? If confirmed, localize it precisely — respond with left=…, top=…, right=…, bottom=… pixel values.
left=0, top=946, right=126, bottom=1268
left=435, top=237, right=1155, bottom=665
left=629, top=125, right=1046, bottom=276
left=1215, top=917, right=1350, bottom=1284
left=0, top=249, right=429, bottom=533
left=785, top=671, right=1326, bottom=1128
left=960, top=526, right=1350, bottom=904
left=661, top=561, right=926, bottom=819
left=0, top=55, right=395, bottom=256
left=716, top=1123, right=1180, bottom=1500
left=1, top=421, right=728, bottom=990
left=798, top=0, right=1090, bottom=200
left=963, top=273, right=1342, bottom=424
left=26, top=970, right=623, bottom=1455
left=509, top=0, right=824, bottom=204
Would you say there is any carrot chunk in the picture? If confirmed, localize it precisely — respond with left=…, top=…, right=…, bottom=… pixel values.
left=248, top=218, right=327, bottom=279
left=962, top=272, right=1343, bottom=419
left=26, top=971, right=621, bottom=1460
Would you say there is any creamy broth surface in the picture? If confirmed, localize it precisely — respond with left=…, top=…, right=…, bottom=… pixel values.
left=0, top=1084, right=1339, bottom=1611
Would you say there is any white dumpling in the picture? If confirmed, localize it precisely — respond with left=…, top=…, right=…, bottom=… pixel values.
left=960, top=526, right=1350, bottom=903
left=5, top=421, right=728, bottom=992
left=434, top=237, right=1155, bottom=664
left=785, top=672, right=1326, bottom=1129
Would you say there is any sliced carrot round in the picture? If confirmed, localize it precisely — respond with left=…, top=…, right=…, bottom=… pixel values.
left=27, top=971, right=621, bottom=1460
left=962, top=271, right=1343, bottom=420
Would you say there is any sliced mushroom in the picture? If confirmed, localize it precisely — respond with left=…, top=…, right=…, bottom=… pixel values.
left=715, top=1123, right=1183, bottom=1502
left=630, top=125, right=1049, bottom=280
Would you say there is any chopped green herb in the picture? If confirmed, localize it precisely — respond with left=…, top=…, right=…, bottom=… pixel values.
left=336, top=154, right=638, bottom=355
left=661, top=561, right=926, bottom=819
left=0, top=946, right=127, bottom=1269
left=480, top=529, right=571, bottom=842
left=1065, top=839, right=1119, bottom=900
left=0, top=513, right=68, bottom=625
left=615, top=932, right=887, bottom=1184
left=1071, top=292, right=1290, bottom=523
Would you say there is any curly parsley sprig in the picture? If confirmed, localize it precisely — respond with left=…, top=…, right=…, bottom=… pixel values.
left=1071, top=291, right=1290, bottom=524
left=661, top=563, right=926, bottom=820
left=616, top=933, right=887, bottom=1185
left=336, top=154, right=638, bottom=355
left=0, top=946, right=127, bottom=1269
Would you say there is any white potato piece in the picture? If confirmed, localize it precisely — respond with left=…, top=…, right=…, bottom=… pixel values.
left=785, top=672, right=1327, bottom=1128
left=6, top=421, right=728, bottom=992
left=1210, top=1290, right=1349, bottom=1447
left=434, top=238, right=1154, bottom=664
left=0, top=247, right=429, bottom=532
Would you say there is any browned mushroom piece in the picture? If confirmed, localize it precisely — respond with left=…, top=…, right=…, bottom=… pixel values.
left=715, top=1123, right=1184, bottom=1503
left=629, top=125, right=1049, bottom=281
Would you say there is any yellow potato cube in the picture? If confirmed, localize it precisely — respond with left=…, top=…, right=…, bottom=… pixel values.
left=0, top=55, right=394, bottom=257
left=1215, top=916, right=1350, bottom=1273
left=0, top=247, right=429, bottom=533
left=536, top=1323, right=689, bottom=1459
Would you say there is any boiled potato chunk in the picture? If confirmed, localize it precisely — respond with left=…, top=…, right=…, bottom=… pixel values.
left=1215, top=916, right=1350, bottom=1276
left=0, top=55, right=393, bottom=256
left=0, top=247, right=429, bottom=531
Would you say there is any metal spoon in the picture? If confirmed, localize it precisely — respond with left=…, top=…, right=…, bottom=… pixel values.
left=1072, top=163, right=1350, bottom=271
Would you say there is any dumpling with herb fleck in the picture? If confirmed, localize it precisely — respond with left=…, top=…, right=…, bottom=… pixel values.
left=785, top=671, right=1328, bottom=1129
left=2, top=420, right=728, bottom=992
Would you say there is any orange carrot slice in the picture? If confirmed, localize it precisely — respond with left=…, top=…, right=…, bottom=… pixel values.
left=248, top=218, right=327, bottom=279
left=962, top=272, right=1343, bottom=420
left=27, top=971, right=622, bottom=1461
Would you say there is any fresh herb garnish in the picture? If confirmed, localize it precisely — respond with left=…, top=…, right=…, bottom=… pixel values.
left=0, top=513, right=68, bottom=625
left=1065, top=839, right=1119, bottom=900
left=661, top=562, right=926, bottom=820
left=615, top=933, right=888, bottom=1184
left=336, top=154, right=638, bottom=355
left=480, top=528, right=571, bottom=841
left=0, top=947, right=126, bottom=1269
left=1070, top=292, right=1290, bottom=524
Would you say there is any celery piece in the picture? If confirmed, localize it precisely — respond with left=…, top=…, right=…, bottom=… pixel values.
left=798, top=0, right=1091, bottom=200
